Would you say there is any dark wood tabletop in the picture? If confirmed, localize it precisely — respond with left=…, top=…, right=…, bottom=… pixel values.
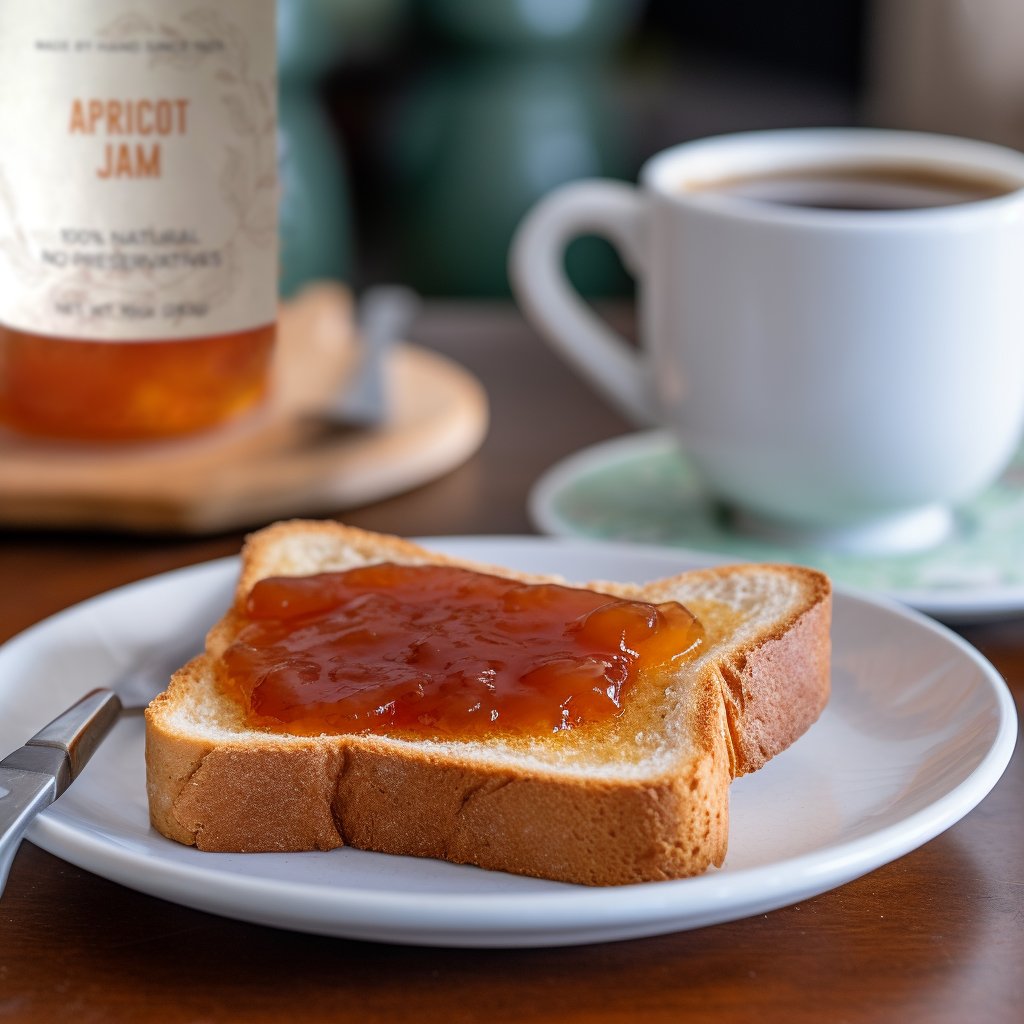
left=1, top=303, right=1021, bottom=1024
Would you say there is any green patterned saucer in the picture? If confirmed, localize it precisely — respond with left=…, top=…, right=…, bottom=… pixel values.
left=529, top=431, right=1024, bottom=623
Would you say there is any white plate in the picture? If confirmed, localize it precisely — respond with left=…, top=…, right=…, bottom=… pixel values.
left=530, top=430, right=1024, bottom=623
left=0, top=537, right=1016, bottom=947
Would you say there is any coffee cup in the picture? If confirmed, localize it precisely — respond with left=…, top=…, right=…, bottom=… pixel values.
left=510, top=128, right=1024, bottom=553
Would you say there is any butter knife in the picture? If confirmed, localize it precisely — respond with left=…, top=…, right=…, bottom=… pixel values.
left=324, top=285, right=420, bottom=428
left=0, top=689, right=121, bottom=898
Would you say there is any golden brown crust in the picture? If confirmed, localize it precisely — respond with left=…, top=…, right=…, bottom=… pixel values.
left=145, top=658, right=731, bottom=884
left=329, top=724, right=730, bottom=884
left=718, top=585, right=831, bottom=776
left=661, top=565, right=832, bottom=776
left=144, top=520, right=831, bottom=885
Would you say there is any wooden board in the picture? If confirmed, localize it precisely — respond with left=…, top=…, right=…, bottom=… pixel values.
left=0, top=285, right=489, bottom=533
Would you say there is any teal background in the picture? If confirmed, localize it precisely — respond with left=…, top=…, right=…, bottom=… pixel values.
left=274, top=0, right=866, bottom=298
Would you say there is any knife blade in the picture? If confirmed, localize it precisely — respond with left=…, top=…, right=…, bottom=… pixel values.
left=0, top=688, right=121, bottom=897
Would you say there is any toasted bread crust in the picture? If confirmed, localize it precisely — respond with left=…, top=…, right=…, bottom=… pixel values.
left=145, top=656, right=732, bottom=883
left=718, top=588, right=831, bottom=775
left=145, top=520, right=830, bottom=885
left=645, top=566, right=832, bottom=776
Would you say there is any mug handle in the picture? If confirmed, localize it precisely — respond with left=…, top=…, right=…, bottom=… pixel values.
left=509, top=180, right=656, bottom=427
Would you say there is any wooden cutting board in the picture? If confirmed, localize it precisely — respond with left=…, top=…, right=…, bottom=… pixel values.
left=0, top=284, right=489, bottom=533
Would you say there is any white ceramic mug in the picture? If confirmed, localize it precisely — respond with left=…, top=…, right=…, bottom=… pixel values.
left=510, top=128, right=1024, bottom=552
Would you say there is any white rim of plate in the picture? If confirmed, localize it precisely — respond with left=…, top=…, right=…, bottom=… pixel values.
left=3, top=541, right=1018, bottom=946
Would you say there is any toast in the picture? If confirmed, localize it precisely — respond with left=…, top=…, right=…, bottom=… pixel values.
left=145, top=520, right=831, bottom=885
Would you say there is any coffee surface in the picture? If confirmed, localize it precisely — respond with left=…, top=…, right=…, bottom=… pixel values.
left=688, top=162, right=1015, bottom=210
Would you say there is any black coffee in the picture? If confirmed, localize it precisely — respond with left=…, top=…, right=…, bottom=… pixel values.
left=690, top=162, right=1016, bottom=210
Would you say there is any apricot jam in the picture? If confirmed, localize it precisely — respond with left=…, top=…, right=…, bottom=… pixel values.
left=0, top=323, right=274, bottom=441
left=220, top=563, right=703, bottom=739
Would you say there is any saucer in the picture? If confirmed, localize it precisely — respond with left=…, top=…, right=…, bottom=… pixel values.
left=529, top=430, right=1024, bottom=623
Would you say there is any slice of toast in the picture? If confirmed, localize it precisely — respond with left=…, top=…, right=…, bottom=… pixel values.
left=145, top=520, right=831, bottom=885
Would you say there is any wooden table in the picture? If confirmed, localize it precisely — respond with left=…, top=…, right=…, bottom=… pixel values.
left=1, top=304, right=1021, bottom=1023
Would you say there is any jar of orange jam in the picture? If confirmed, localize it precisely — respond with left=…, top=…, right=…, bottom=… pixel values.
left=0, top=1, right=277, bottom=441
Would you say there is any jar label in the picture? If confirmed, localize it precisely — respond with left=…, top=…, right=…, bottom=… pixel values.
left=0, top=0, right=277, bottom=341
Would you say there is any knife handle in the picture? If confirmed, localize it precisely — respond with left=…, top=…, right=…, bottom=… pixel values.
left=0, top=689, right=122, bottom=897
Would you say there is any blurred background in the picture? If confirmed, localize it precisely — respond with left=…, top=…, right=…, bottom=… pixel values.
left=278, top=0, right=1024, bottom=302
